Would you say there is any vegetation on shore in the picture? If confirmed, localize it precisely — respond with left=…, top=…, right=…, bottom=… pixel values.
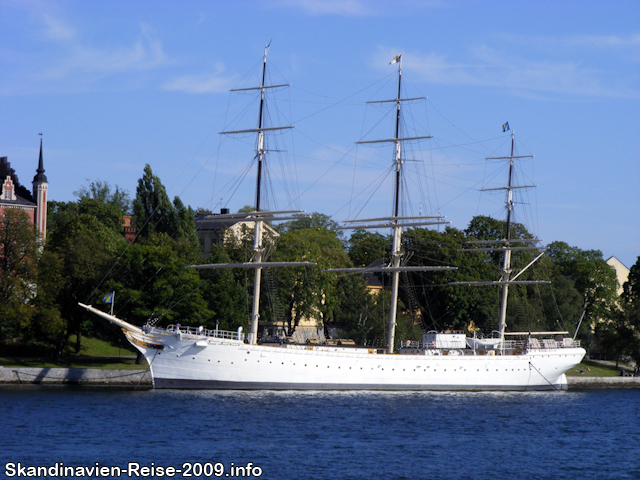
left=1, top=167, right=639, bottom=369
left=0, top=335, right=145, bottom=369
left=564, top=360, right=634, bottom=377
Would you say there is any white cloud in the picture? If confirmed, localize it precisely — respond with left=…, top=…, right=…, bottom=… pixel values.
left=162, top=64, right=236, bottom=94
left=40, top=12, right=75, bottom=41
left=374, top=43, right=640, bottom=100
left=44, top=23, right=169, bottom=79
left=272, top=0, right=375, bottom=16
left=271, top=0, right=445, bottom=16
left=564, top=33, right=640, bottom=48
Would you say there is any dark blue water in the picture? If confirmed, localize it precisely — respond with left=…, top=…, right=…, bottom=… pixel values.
left=2, top=387, right=639, bottom=480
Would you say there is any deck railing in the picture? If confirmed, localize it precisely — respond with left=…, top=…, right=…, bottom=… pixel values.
left=166, top=324, right=241, bottom=341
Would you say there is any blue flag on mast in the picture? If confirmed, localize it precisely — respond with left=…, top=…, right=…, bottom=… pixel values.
left=102, top=293, right=114, bottom=304
left=502, top=122, right=510, bottom=132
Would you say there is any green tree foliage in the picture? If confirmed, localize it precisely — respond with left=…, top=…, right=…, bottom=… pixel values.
left=47, top=200, right=79, bottom=237
left=101, top=233, right=211, bottom=328
left=32, top=250, right=66, bottom=343
left=47, top=214, right=127, bottom=355
left=347, top=229, right=389, bottom=268
left=0, top=209, right=41, bottom=342
left=276, top=212, right=343, bottom=238
left=622, top=257, right=640, bottom=304
left=271, top=215, right=352, bottom=335
left=74, top=179, right=131, bottom=214
left=533, top=260, right=583, bottom=333
left=403, top=225, right=497, bottom=332
left=132, top=164, right=199, bottom=257
left=608, top=256, right=640, bottom=367
left=133, top=165, right=183, bottom=238
left=132, top=164, right=174, bottom=238
left=547, top=241, right=618, bottom=326
left=198, top=245, right=248, bottom=331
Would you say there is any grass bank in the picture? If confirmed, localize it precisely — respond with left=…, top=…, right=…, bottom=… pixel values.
left=565, top=360, right=629, bottom=377
left=0, top=335, right=147, bottom=369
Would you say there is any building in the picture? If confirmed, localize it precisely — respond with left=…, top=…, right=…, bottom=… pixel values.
left=195, top=208, right=279, bottom=258
left=606, top=256, right=630, bottom=296
left=0, top=140, right=48, bottom=239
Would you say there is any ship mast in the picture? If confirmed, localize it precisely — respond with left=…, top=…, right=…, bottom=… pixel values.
left=496, top=133, right=517, bottom=341
left=326, top=54, right=454, bottom=354
left=453, top=131, right=546, bottom=349
left=190, top=44, right=314, bottom=345
left=250, top=44, right=269, bottom=346
left=487, top=132, right=537, bottom=345
left=387, top=55, right=405, bottom=355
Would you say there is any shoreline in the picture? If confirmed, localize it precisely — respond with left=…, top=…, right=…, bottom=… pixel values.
left=2, top=366, right=639, bottom=389
left=0, top=366, right=152, bottom=388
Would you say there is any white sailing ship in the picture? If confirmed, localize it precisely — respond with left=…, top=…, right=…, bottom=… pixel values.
left=80, top=47, right=585, bottom=390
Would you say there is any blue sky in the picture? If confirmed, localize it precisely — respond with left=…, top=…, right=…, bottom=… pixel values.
left=1, top=0, right=638, bottom=268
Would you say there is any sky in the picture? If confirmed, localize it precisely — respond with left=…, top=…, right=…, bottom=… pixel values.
left=1, top=0, right=638, bottom=269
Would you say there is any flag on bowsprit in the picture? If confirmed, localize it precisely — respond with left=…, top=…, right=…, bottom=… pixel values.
left=502, top=122, right=510, bottom=132
left=102, top=292, right=114, bottom=304
left=390, top=54, right=401, bottom=65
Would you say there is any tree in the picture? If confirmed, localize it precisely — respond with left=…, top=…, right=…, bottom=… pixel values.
left=132, top=164, right=176, bottom=240
left=101, top=233, right=211, bottom=329
left=132, top=165, right=200, bottom=256
left=534, top=262, right=583, bottom=333
left=74, top=179, right=131, bottom=214
left=198, top=245, right=248, bottom=331
left=271, top=217, right=350, bottom=335
left=77, top=198, right=125, bottom=232
left=0, top=209, right=41, bottom=342
left=32, top=250, right=66, bottom=346
left=547, top=241, right=619, bottom=330
left=347, top=229, right=389, bottom=268
left=47, top=200, right=80, bottom=237
left=618, top=256, right=640, bottom=368
left=47, top=213, right=127, bottom=356
left=403, top=225, right=497, bottom=332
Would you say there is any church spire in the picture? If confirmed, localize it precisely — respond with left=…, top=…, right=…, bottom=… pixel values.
left=32, top=135, right=48, bottom=239
left=33, top=137, right=47, bottom=183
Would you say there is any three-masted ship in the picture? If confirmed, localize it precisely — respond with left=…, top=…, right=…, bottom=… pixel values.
left=80, top=48, right=585, bottom=390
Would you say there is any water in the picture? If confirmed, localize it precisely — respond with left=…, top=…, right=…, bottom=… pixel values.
left=2, top=387, right=639, bottom=480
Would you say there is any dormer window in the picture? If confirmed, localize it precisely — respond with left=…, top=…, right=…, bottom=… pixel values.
left=2, top=177, right=16, bottom=201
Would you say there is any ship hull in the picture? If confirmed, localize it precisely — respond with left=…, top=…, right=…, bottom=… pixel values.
left=128, top=328, right=585, bottom=391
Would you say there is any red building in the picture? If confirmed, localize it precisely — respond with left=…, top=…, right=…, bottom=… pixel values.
left=0, top=140, right=49, bottom=239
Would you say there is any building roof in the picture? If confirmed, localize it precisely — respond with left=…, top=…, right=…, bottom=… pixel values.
left=0, top=156, right=36, bottom=205
left=195, top=211, right=280, bottom=237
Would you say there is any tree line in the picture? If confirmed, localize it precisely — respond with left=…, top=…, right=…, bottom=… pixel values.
left=1, top=164, right=638, bottom=366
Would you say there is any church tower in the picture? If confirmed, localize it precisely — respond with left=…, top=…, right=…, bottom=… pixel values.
left=32, top=138, right=48, bottom=239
